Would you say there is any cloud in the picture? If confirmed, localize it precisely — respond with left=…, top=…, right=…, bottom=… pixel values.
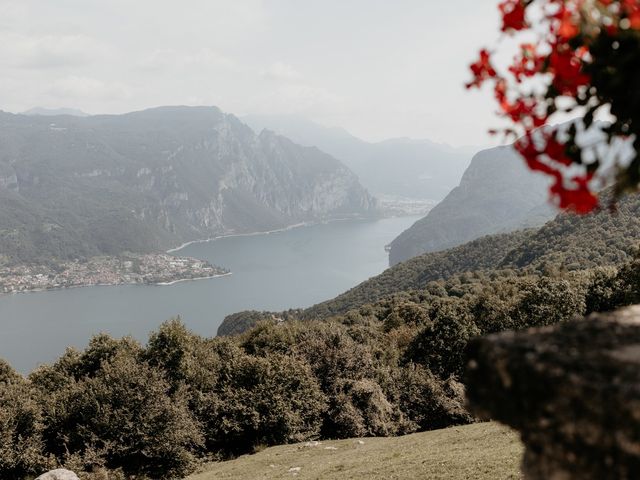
left=250, top=83, right=344, bottom=116
left=139, top=48, right=238, bottom=72
left=47, top=76, right=132, bottom=101
left=0, top=32, right=110, bottom=69
left=261, top=62, right=303, bottom=82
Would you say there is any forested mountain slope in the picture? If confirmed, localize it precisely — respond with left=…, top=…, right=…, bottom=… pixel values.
left=0, top=106, right=376, bottom=264
left=305, top=193, right=640, bottom=318
left=388, top=145, right=556, bottom=265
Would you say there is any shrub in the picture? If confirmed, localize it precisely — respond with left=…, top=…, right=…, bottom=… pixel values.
left=510, top=277, right=586, bottom=329
left=239, top=320, right=297, bottom=356
left=294, top=323, right=376, bottom=391
left=584, top=267, right=620, bottom=314
left=404, top=307, right=480, bottom=378
left=321, top=377, right=402, bottom=438
left=203, top=352, right=326, bottom=455
left=35, top=351, right=202, bottom=478
left=394, top=365, right=472, bottom=431
left=0, top=360, right=47, bottom=479
left=144, top=318, right=201, bottom=388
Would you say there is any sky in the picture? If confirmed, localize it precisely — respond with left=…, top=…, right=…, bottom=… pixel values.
left=0, top=0, right=505, bottom=147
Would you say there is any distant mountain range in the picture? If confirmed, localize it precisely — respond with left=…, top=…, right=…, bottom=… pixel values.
left=22, top=107, right=90, bottom=117
left=242, top=114, right=473, bottom=202
left=0, top=106, right=376, bottom=264
left=387, top=145, right=556, bottom=265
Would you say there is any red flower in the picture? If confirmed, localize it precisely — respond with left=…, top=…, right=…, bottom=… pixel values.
left=551, top=175, right=598, bottom=213
left=499, top=0, right=528, bottom=31
left=542, top=132, right=573, bottom=166
left=466, top=49, right=498, bottom=88
left=464, top=0, right=640, bottom=214
left=509, top=43, right=545, bottom=81
left=624, top=0, right=640, bottom=29
left=548, top=46, right=590, bottom=95
left=557, top=8, right=580, bottom=39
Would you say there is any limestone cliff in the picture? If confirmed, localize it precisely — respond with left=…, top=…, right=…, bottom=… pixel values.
left=0, top=106, right=376, bottom=264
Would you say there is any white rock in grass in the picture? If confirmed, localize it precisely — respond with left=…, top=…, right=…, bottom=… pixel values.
left=36, top=470, right=80, bottom=480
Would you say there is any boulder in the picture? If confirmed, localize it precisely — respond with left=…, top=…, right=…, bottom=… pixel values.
left=465, top=305, right=640, bottom=479
left=35, top=469, right=80, bottom=480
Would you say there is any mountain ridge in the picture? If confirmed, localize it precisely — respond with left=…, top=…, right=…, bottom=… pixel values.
left=21, top=107, right=90, bottom=117
left=242, top=114, right=472, bottom=201
left=387, top=144, right=556, bottom=265
left=0, top=106, right=376, bottom=265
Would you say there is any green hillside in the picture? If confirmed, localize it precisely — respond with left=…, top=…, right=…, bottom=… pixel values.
left=304, top=192, right=640, bottom=319
left=188, top=422, right=522, bottom=480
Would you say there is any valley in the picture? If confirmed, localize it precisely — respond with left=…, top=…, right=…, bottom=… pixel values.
left=0, top=215, right=419, bottom=373
left=3, top=2, right=638, bottom=479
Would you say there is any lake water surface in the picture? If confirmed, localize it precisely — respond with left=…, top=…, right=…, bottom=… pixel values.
left=0, top=216, right=419, bottom=372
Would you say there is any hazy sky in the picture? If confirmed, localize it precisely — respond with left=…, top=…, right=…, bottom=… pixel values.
left=0, top=0, right=503, bottom=147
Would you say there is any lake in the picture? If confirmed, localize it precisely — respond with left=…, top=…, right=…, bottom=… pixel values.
left=0, top=216, right=419, bottom=373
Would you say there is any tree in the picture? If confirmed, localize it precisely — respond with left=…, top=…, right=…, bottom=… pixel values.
left=467, top=0, right=640, bottom=213
left=34, top=351, right=202, bottom=478
left=202, top=352, right=326, bottom=455
left=0, top=361, right=47, bottom=480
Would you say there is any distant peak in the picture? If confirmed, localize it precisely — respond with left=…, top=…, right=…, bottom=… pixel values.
left=22, top=107, right=89, bottom=117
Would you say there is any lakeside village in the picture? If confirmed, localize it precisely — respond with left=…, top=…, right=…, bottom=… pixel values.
left=0, top=253, right=229, bottom=294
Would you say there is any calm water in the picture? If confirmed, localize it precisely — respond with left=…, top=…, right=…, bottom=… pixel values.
left=0, top=216, right=419, bottom=372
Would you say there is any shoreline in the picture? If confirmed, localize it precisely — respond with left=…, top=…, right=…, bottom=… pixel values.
left=166, top=222, right=310, bottom=253
left=155, top=271, right=232, bottom=286
left=1, top=271, right=232, bottom=297
left=165, top=215, right=374, bottom=254
left=2, top=215, right=393, bottom=297
left=0, top=252, right=230, bottom=297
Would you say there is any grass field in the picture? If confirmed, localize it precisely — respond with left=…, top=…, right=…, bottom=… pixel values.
left=187, top=422, right=523, bottom=480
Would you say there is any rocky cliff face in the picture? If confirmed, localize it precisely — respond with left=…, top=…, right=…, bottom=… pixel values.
left=387, top=145, right=556, bottom=265
left=0, top=106, right=376, bottom=264
left=242, top=114, right=472, bottom=201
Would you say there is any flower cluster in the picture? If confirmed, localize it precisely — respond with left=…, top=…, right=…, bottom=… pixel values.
left=468, top=0, right=640, bottom=213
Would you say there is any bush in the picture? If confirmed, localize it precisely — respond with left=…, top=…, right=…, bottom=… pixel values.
left=510, top=277, right=585, bottom=329
left=394, top=365, right=472, bottom=431
left=0, top=360, right=47, bottom=480
left=144, top=318, right=201, bottom=389
left=203, top=352, right=326, bottom=455
left=295, top=323, right=376, bottom=391
left=321, top=377, right=403, bottom=438
left=34, top=351, right=202, bottom=478
left=239, top=321, right=297, bottom=356
left=404, top=306, right=480, bottom=378
left=382, top=302, right=430, bottom=333
left=584, top=267, right=620, bottom=314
